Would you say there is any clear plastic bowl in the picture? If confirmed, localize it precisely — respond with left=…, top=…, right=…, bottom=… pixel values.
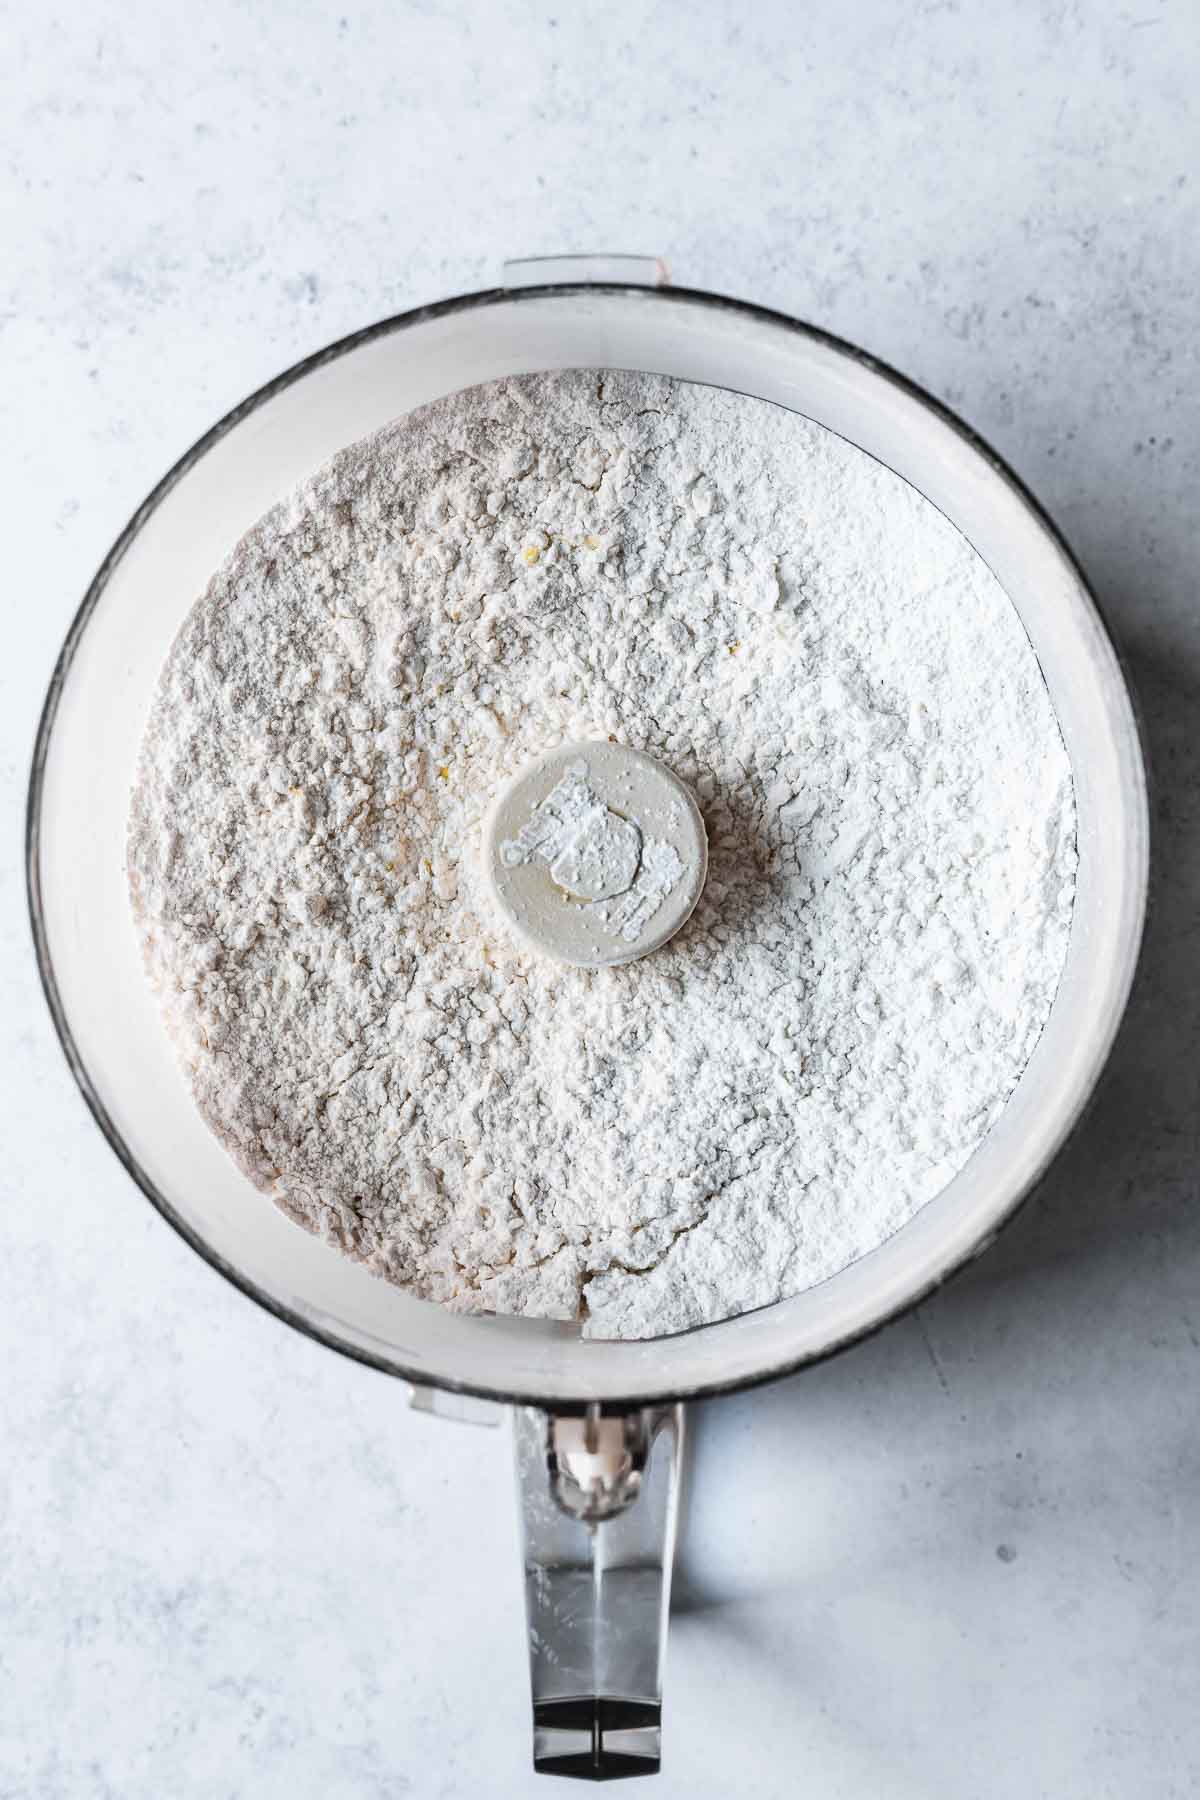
left=28, top=261, right=1147, bottom=1411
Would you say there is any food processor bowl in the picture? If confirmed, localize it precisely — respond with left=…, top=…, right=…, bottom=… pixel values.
left=28, top=258, right=1148, bottom=1778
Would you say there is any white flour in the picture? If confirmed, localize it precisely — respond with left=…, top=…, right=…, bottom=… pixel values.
left=128, top=370, right=1076, bottom=1339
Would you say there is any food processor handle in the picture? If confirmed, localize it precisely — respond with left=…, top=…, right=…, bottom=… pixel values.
left=513, top=1403, right=685, bottom=1781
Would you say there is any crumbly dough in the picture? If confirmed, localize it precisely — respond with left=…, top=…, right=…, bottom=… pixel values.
left=128, top=370, right=1076, bottom=1339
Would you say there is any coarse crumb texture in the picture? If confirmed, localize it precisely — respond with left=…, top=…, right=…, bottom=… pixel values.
left=128, top=371, right=1076, bottom=1340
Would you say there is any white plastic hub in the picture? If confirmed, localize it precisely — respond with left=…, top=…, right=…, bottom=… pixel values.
left=483, top=741, right=708, bottom=969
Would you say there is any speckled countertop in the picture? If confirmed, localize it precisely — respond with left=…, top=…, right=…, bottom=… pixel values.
left=3, top=4, right=1198, bottom=1796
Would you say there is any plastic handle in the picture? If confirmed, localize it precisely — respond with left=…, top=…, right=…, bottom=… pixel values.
left=501, top=254, right=670, bottom=290
left=514, top=1404, right=684, bottom=1780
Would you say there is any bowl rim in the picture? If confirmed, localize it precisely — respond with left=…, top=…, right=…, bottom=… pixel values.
left=26, top=278, right=1150, bottom=1408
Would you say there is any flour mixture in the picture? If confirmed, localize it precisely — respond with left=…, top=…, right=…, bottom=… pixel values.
left=127, top=370, right=1076, bottom=1339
